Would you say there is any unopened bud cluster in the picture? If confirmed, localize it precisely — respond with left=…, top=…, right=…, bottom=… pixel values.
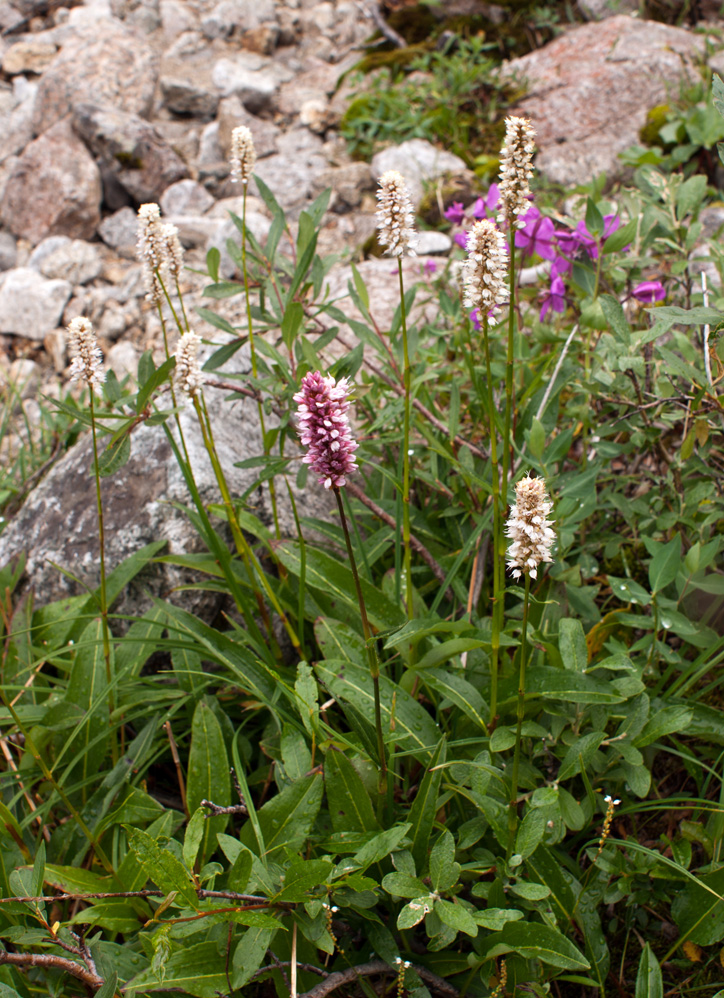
left=294, top=371, right=358, bottom=490
left=376, top=170, right=417, bottom=258
left=230, top=126, right=256, bottom=185
left=505, top=474, right=555, bottom=580
left=136, top=203, right=185, bottom=303
left=174, top=330, right=204, bottom=399
left=67, top=317, right=105, bottom=394
left=498, top=116, right=536, bottom=229
left=462, top=220, right=508, bottom=316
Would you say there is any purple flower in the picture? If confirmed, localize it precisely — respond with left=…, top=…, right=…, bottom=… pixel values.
left=454, top=230, right=469, bottom=250
left=444, top=201, right=466, bottom=225
left=294, top=371, right=359, bottom=489
left=470, top=308, right=481, bottom=331
left=632, top=280, right=665, bottom=303
left=554, top=227, right=582, bottom=256
left=551, top=254, right=572, bottom=278
left=574, top=214, right=621, bottom=260
left=515, top=206, right=556, bottom=260
left=472, top=183, right=500, bottom=220
left=423, top=259, right=438, bottom=275
left=539, top=275, right=567, bottom=321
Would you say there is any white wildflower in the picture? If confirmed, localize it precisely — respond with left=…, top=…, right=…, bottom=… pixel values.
left=376, top=170, right=417, bottom=258
left=462, top=219, right=508, bottom=316
left=230, top=126, right=256, bottom=185
left=137, top=203, right=165, bottom=303
left=497, top=116, right=536, bottom=229
left=67, top=317, right=105, bottom=394
left=505, top=474, right=555, bottom=580
left=174, top=330, right=204, bottom=399
left=161, top=222, right=184, bottom=279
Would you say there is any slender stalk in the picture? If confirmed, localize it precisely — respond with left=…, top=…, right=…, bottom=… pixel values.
left=89, top=392, right=117, bottom=767
left=194, top=394, right=302, bottom=659
left=482, top=314, right=502, bottom=725
left=334, top=487, right=388, bottom=817
left=507, top=571, right=531, bottom=859
left=397, top=259, right=413, bottom=624
left=243, top=185, right=281, bottom=539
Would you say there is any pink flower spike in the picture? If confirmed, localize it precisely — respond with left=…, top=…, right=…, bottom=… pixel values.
left=632, top=280, right=665, bottom=303
left=294, top=371, right=359, bottom=490
left=444, top=201, right=465, bottom=225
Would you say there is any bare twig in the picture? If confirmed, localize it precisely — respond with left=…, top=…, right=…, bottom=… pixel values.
left=0, top=951, right=103, bottom=989
left=298, top=959, right=460, bottom=998
left=363, top=1, right=406, bottom=48
left=200, top=799, right=248, bottom=816
left=164, top=720, right=189, bottom=819
left=345, top=480, right=451, bottom=594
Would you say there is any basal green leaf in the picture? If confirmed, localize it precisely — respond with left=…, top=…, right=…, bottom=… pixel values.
left=186, top=701, right=230, bottom=863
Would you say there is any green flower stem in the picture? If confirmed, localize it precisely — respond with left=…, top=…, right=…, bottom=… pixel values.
left=243, top=185, right=281, bottom=540
left=193, top=393, right=302, bottom=660
left=482, top=313, right=502, bottom=725
left=89, top=392, right=117, bottom=767
left=397, top=260, right=414, bottom=628
left=507, top=570, right=531, bottom=860
left=334, top=486, right=388, bottom=818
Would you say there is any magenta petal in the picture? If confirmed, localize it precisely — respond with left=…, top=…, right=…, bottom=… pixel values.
left=632, top=280, right=665, bottom=303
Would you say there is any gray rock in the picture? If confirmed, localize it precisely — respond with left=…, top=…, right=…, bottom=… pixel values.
left=160, top=0, right=199, bottom=39
left=160, top=179, right=215, bottom=217
left=0, top=232, right=17, bottom=271
left=198, top=121, right=224, bottom=167
left=371, top=139, right=468, bottom=205
left=578, top=0, right=638, bottom=18
left=160, top=76, right=219, bottom=120
left=217, top=96, right=279, bottom=159
left=2, top=39, right=57, bottom=75
left=106, top=339, right=139, bottom=379
left=212, top=55, right=286, bottom=114
left=110, top=0, right=161, bottom=33
left=311, top=162, right=373, bottom=212
left=416, top=230, right=452, bottom=255
left=28, top=236, right=72, bottom=270
left=0, top=77, right=37, bottom=166
left=503, top=16, right=703, bottom=186
left=0, top=267, right=72, bottom=339
left=253, top=128, right=327, bottom=213
left=72, top=102, right=189, bottom=204
left=31, top=22, right=158, bottom=136
left=38, top=239, right=103, bottom=285
left=0, top=342, right=332, bottom=622
left=2, top=117, right=101, bottom=244
left=98, top=207, right=138, bottom=259
left=202, top=0, right=277, bottom=39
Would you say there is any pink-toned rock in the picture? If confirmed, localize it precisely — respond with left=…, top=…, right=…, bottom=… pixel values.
left=2, top=117, right=101, bottom=244
left=505, top=16, right=703, bottom=186
left=31, top=23, right=158, bottom=136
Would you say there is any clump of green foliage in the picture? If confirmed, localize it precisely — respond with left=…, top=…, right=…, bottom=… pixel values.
left=1, top=44, right=724, bottom=998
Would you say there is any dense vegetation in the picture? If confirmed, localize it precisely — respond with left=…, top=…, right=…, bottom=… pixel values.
left=0, top=3, right=724, bottom=998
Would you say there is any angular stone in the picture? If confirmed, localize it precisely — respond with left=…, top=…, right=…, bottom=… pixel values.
left=216, top=96, right=279, bottom=159
left=160, top=76, right=219, bottom=120
left=35, top=238, right=103, bottom=285
left=0, top=342, right=333, bottom=620
left=202, top=0, right=277, bottom=39
left=504, top=16, right=703, bottom=186
left=0, top=267, right=72, bottom=339
left=371, top=139, right=468, bottom=205
left=212, top=55, right=287, bottom=114
left=0, top=232, right=17, bottom=272
left=2, top=117, right=101, bottom=244
left=160, top=179, right=215, bottom=217
left=32, top=22, right=158, bottom=136
left=311, top=162, right=373, bottom=212
left=253, top=128, right=327, bottom=213
left=0, top=77, right=38, bottom=166
left=98, top=207, right=138, bottom=259
left=2, top=39, right=57, bottom=75
left=72, top=102, right=189, bottom=204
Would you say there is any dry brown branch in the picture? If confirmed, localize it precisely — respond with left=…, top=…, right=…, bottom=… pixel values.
left=298, top=959, right=460, bottom=998
left=0, top=951, right=103, bottom=988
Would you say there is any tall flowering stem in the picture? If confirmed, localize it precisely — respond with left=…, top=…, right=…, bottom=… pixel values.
left=497, top=116, right=536, bottom=706
left=504, top=475, right=555, bottom=858
left=231, top=127, right=281, bottom=538
left=175, top=333, right=298, bottom=660
left=295, top=372, right=387, bottom=812
left=376, top=170, right=417, bottom=622
left=462, top=220, right=508, bottom=722
left=67, top=318, right=117, bottom=766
